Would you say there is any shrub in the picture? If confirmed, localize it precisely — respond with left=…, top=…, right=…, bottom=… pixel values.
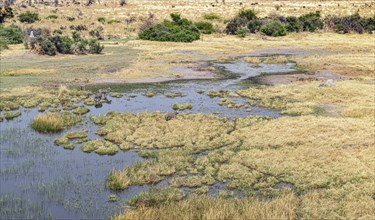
left=298, top=11, right=323, bottom=32
left=203, top=13, right=221, bottom=20
left=0, top=6, right=14, bottom=23
left=236, top=28, right=247, bottom=38
left=0, top=36, right=9, bottom=51
left=225, top=17, right=248, bottom=34
left=325, top=13, right=370, bottom=34
left=107, top=19, right=121, bottom=24
left=51, top=35, right=73, bottom=54
left=46, top=15, right=58, bottom=20
left=70, top=24, right=87, bottom=31
left=260, top=21, right=287, bottom=37
left=88, top=39, right=104, bottom=54
left=238, top=9, right=257, bottom=21
left=226, top=9, right=257, bottom=34
left=0, top=24, right=23, bottom=44
left=53, top=29, right=63, bottom=35
left=97, top=17, right=106, bottom=23
left=89, top=26, right=104, bottom=40
left=285, top=16, right=301, bottom=32
left=66, top=16, right=75, bottom=21
left=194, top=21, right=214, bottom=34
left=139, top=13, right=200, bottom=42
left=18, top=11, right=39, bottom=23
left=247, top=19, right=264, bottom=33
left=40, top=38, right=57, bottom=56
left=362, top=16, right=375, bottom=33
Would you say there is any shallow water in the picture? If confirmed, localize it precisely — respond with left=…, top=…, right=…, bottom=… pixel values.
left=0, top=58, right=296, bottom=219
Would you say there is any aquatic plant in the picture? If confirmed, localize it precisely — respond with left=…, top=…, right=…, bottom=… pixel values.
left=165, top=93, right=186, bottom=98
left=144, top=91, right=156, bottom=97
left=84, top=98, right=96, bottom=106
left=0, top=101, right=20, bottom=111
left=110, top=93, right=123, bottom=98
left=108, top=194, right=117, bottom=203
left=3, top=111, right=21, bottom=120
left=31, top=112, right=81, bottom=133
left=73, top=106, right=90, bottom=115
left=128, top=187, right=185, bottom=207
left=81, top=140, right=118, bottom=155
left=90, top=115, right=107, bottom=125
left=172, top=103, right=192, bottom=111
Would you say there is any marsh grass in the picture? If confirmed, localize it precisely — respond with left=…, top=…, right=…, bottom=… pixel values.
left=238, top=80, right=375, bottom=118
left=90, top=115, right=107, bottom=125
left=101, top=111, right=374, bottom=219
left=81, top=140, right=118, bottom=155
left=0, top=101, right=20, bottom=111
left=73, top=107, right=90, bottom=115
left=116, top=193, right=297, bottom=220
left=165, top=92, right=186, bottom=98
left=172, top=103, right=193, bottom=111
left=31, top=112, right=81, bottom=133
left=128, top=187, right=185, bottom=208
left=3, top=111, right=21, bottom=120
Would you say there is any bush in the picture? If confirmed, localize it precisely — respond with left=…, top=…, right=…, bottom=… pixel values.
left=88, top=39, right=104, bottom=54
left=70, top=24, right=87, bottom=31
left=18, top=11, right=39, bottom=23
left=260, top=21, right=287, bottom=37
left=51, top=35, right=73, bottom=54
left=0, top=24, right=23, bottom=44
left=362, top=16, right=375, bottom=33
left=298, top=11, right=323, bottom=32
left=66, top=16, right=75, bottom=21
left=226, top=17, right=249, bottom=34
left=97, top=17, right=106, bottom=23
left=325, top=14, right=374, bottom=34
left=89, top=26, right=104, bottom=40
left=40, top=38, right=57, bottom=56
left=203, top=13, right=221, bottom=20
left=285, top=16, right=301, bottom=32
left=238, top=9, right=257, bottom=21
left=247, top=19, right=264, bottom=33
left=0, top=6, right=14, bottom=23
left=0, top=36, right=9, bottom=51
left=107, top=19, right=121, bottom=24
left=46, top=15, right=58, bottom=20
left=139, top=13, right=200, bottom=42
left=194, top=21, right=214, bottom=34
left=226, top=9, right=257, bottom=34
left=236, top=28, right=247, bottom=38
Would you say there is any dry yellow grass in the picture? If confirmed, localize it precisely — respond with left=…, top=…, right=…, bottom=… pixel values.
left=238, top=80, right=375, bottom=118
left=116, top=192, right=298, bottom=220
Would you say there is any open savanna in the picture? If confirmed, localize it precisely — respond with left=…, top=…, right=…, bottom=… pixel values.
left=8, top=0, right=375, bottom=38
left=1, top=32, right=374, bottom=99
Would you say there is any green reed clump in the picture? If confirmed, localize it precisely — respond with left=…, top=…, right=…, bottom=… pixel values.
left=31, top=112, right=81, bottom=133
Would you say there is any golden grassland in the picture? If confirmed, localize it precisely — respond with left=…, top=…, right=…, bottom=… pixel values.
left=238, top=80, right=375, bottom=118
left=9, top=0, right=375, bottom=39
left=1, top=32, right=374, bottom=100
left=117, top=193, right=298, bottom=220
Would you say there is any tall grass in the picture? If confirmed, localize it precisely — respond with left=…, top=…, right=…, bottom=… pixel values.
left=116, top=193, right=297, bottom=220
left=31, top=112, right=81, bottom=133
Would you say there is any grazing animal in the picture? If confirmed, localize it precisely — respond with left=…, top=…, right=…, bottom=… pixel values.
left=165, top=112, right=179, bottom=121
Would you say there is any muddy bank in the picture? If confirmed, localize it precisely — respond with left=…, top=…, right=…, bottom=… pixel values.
left=249, top=70, right=349, bottom=85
